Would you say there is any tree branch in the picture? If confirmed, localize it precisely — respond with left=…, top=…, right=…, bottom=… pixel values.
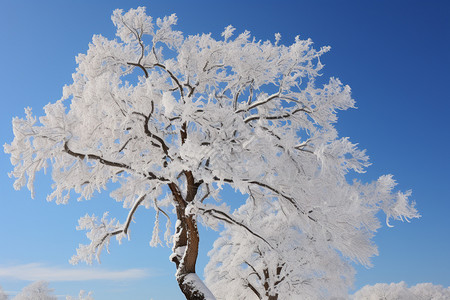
left=274, top=264, right=286, bottom=286
left=246, top=281, right=262, bottom=299
left=123, top=18, right=148, bottom=78
left=213, top=176, right=317, bottom=222
left=244, top=261, right=262, bottom=281
left=64, top=141, right=131, bottom=170
left=244, top=107, right=310, bottom=124
left=235, top=91, right=280, bottom=114
left=64, top=140, right=168, bottom=182
left=132, top=110, right=170, bottom=156
left=247, top=180, right=316, bottom=222
left=152, top=63, right=185, bottom=99
left=123, top=195, right=147, bottom=234
left=118, top=137, right=133, bottom=153
left=127, top=62, right=149, bottom=78
left=198, top=207, right=274, bottom=249
left=91, top=194, right=146, bottom=256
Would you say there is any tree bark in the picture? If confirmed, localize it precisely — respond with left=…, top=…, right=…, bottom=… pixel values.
left=263, top=268, right=279, bottom=300
left=168, top=174, right=215, bottom=300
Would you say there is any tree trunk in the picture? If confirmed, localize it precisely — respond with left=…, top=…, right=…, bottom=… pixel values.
left=177, top=269, right=215, bottom=300
left=169, top=176, right=215, bottom=300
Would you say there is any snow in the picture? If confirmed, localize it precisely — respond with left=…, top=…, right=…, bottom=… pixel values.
left=182, top=273, right=216, bottom=300
left=352, top=282, right=450, bottom=300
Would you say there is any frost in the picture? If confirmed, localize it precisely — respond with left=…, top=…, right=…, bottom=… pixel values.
left=14, top=281, right=57, bottom=300
left=112, top=7, right=153, bottom=43
left=274, top=32, right=281, bottom=45
left=221, top=25, right=235, bottom=41
left=66, top=290, right=94, bottom=300
left=181, top=273, right=216, bottom=300
left=162, top=91, right=176, bottom=116
left=70, top=212, right=125, bottom=265
left=205, top=199, right=354, bottom=299
left=352, top=282, right=450, bottom=300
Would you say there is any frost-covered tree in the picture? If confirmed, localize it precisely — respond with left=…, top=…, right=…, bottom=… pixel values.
left=352, top=282, right=415, bottom=300
left=5, top=6, right=419, bottom=300
left=205, top=199, right=354, bottom=299
left=0, top=285, right=8, bottom=300
left=13, top=281, right=57, bottom=300
left=66, top=290, right=94, bottom=300
left=410, top=283, right=450, bottom=300
left=352, top=282, right=450, bottom=300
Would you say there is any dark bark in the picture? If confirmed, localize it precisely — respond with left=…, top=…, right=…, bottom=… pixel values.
left=169, top=172, right=214, bottom=300
left=262, top=266, right=282, bottom=300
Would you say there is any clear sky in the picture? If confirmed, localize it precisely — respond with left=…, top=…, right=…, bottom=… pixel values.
left=0, top=1, right=449, bottom=299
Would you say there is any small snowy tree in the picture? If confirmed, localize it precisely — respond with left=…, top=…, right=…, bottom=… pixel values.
left=0, top=285, right=8, bottom=300
left=5, top=6, right=419, bottom=299
left=66, top=290, right=94, bottom=300
left=13, top=281, right=57, bottom=300
left=352, top=282, right=450, bottom=300
left=410, top=283, right=450, bottom=300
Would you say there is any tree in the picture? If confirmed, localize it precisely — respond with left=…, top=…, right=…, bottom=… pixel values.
left=205, top=199, right=354, bottom=299
left=13, top=281, right=57, bottom=300
left=66, top=290, right=94, bottom=300
left=5, top=6, right=419, bottom=299
left=352, top=282, right=450, bottom=300
left=410, top=283, right=450, bottom=300
left=0, top=285, right=8, bottom=300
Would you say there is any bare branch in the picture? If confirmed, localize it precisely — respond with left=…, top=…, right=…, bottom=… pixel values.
left=127, top=62, right=149, bottom=78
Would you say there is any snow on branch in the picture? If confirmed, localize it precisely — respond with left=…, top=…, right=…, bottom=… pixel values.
left=195, top=204, right=274, bottom=249
left=70, top=195, right=147, bottom=264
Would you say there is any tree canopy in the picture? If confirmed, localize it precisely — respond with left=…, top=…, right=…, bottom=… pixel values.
left=13, top=281, right=56, bottom=300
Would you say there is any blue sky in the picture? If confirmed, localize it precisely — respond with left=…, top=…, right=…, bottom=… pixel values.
left=0, top=0, right=449, bottom=299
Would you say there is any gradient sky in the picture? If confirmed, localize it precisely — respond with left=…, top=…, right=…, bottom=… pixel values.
left=0, top=1, right=449, bottom=299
